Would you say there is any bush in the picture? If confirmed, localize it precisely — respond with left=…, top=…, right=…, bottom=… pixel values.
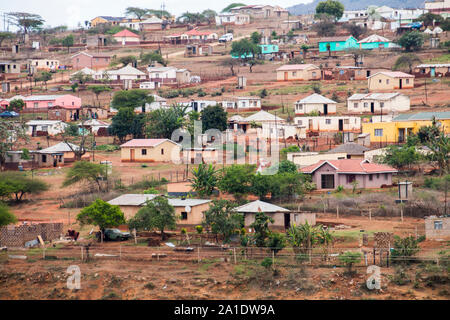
left=391, top=236, right=422, bottom=264
left=94, top=144, right=120, bottom=152
left=311, top=83, right=321, bottom=94
left=143, top=188, right=159, bottom=194
left=339, top=251, right=362, bottom=274
left=195, top=225, right=203, bottom=234
left=261, top=257, right=273, bottom=270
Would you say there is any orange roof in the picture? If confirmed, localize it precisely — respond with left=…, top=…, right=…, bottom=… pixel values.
left=185, top=28, right=212, bottom=36
left=113, top=29, right=139, bottom=38
left=301, top=159, right=397, bottom=174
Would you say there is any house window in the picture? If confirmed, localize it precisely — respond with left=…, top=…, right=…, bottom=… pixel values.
left=347, top=174, right=356, bottom=183
left=344, top=119, right=349, bottom=124
left=141, top=149, right=147, bottom=155
left=353, top=103, right=358, bottom=108
left=34, top=102, right=38, bottom=108
left=378, top=79, right=382, bottom=83
left=297, top=120, right=302, bottom=125
left=374, top=129, right=383, bottom=136
left=369, top=174, right=373, bottom=181
left=386, top=79, right=389, bottom=84
left=364, top=102, right=368, bottom=108
left=312, top=72, right=317, bottom=77
left=325, top=119, right=331, bottom=124
left=434, top=221, right=443, bottom=230
left=384, top=173, right=388, bottom=180
left=55, top=111, right=60, bottom=116
left=406, top=79, right=409, bottom=84
left=181, top=212, right=188, bottom=220
left=380, top=102, right=384, bottom=108
left=292, top=71, right=297, bottom=76
left=48, top=102, right=53, bottom=107
left=377, top=173, right=380, bottom=179
left=161, top=148, right=164, bottom=155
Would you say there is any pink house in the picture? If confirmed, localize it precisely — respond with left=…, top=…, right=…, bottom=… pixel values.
left=23, top=95, right=82, bottom=110
left=301, top=159, right=397, bottom=190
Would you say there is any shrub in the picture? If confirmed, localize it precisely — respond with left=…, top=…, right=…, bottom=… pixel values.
left=195, top=225, right=203, bottom=234
left=311, top=83, right=321, bottom=94
left=339, top=251, right=362, bottom=274
left=261, top=257, right=273, bottom=270
left=143, top=188, right=159, bottom=194
left=391, top=236, right=422, bottom=264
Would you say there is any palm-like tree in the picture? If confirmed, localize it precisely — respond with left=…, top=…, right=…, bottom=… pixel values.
left=191, top=164, right=218, bottom=196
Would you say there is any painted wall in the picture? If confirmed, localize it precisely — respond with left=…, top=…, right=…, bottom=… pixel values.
left=295, top=102, right=337, bottom=115
left=287, top=152, right=347, bottom=167
left=294, top=116, right=361, bottom=132
left=318, top=37, right=358, bottom=52
left=276, top=67, right=320, bottom=81
left=71, top=54, right=111, bottom=70
left=347, top=95, right=410, bottom=113
left=368, top=74, right=414, bottom=90
left=120, top=142, right=181, bottom=162
left=24, top=95, right=82, bottom=109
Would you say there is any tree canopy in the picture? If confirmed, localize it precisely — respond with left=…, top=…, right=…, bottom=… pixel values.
left=145, top=106, right=187, bottom=139
left=63, top=161, right=107, bottom=192
left=218, top=164, right=256, bottom=200
left=0, top=172, right=48, bottom=202
left=0, top=203, right=17, bottom=227
left=109, top=107, right=144, bottom=143
left=77, top=199, right=125, bottom=230
left=7, top=12, right=44, bottom=34
left=397, top=31, right=424, bottom=52
left=128, top=196, right=177, bottom=240
left=125, top=7, right=148, bottom=19
left=111, top=89, right=154, bottom=109
left=191, top=164, right=219, bottom=196
left=201, top=105, right=228, bottom=133
left=202, top=200, right=242, bottom=243
left=315, top=0, right=344, bottom=21
left=393, top=53, right=422, bottom=74
left=222, top=3, right=246, bottom=12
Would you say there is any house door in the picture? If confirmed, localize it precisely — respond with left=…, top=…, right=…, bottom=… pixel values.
left=308, top=119, right=313, bottom=129
left=130, top=149, right=135, bottom=162
left=321, top=174, right=335, bottom=189
left=431, top=67, right=435, bottom=77
left=370, top=102, right=375, bottom=113
left=284, top=72, right=288, bottom=81
left=338, top=119, right=344, bottom=131
left=323, top=104, right=328, bottom=115
left=366, top=70, right=371, bottom=77
left=399, top=79, right=402, bottom=89
left=398, top=128, right=405, bottom=143
left=284, top=214, right=291, bottom=229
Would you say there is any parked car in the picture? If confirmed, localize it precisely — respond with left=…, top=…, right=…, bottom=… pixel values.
left=219, top=33, right=233, bottom=43
left=99, top=228, right=132, bottom=241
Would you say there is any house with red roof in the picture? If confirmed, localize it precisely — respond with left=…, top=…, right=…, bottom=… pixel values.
left=113, top=29, right=140, bottom=45
left=368, top=71, right=415, bottom=90
left=300, top=159, right=397, bottom=190
left=120, top=139, right=181, bottom=163
left=164, top=28, right=217, bottom=44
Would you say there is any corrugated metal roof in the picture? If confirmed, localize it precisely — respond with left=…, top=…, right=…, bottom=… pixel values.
left=416, top=63, right=450, bottom=68
left=107, top=65, right=146, bottom=76
left=393, top=112, right=450, bottom=121
left=327, top=143, right=370, bottom=155
left=120, top=139, right=180, bottom=148
left=39, top=142, right=79, bottom=154
left=369, top=71, right=414, bottom=78
left=297, top=93, right=337, bottom=104
left=301, top=159, right=397, bottom=174
left=358, top=34, right=390, bottom=43
left=276, top=64, right=318, bottom=71
left=107, top=194, right=211, bottom=207
left=244, top=110, right=284, bottom=122
left=347, top=92, right=401, bottom=101
left=234, top=200, right=290, bottom=213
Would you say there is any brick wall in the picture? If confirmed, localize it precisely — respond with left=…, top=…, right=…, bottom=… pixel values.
left=0, top=223, right=63, bottom=247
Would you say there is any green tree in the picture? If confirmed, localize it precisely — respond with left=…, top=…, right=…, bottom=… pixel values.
left=109, top=107, right=138, bottom=143
left=301, top=44, right=309, bottom=59
left=61, top=34, right=74, bottom=53
left=0, top=120, right=28, bottom=170
left=278, top=160, right=297, bottom=174
left=35, top=71, right=52, bottom=90
left=0, top=172, right=48, bottom=202
left=128, top=196, right=177, bottom=240
left=7, top=99, right=25, bottom=112
left=267, top=232, right=286, bottom=256
left=63, top=161, right=106, bottom=192
left=111, top=89, right=154, bottom=110
left=147, top=9, right=172, bottom=19
left=397, top=31, right=424, bottom=52
left=119, top=55, right=137, bottom=66
left=250, top=173, right=273, bottom=200
left=313, top=21, right=336, bottom=37
left=230, top=38, right=261, bottom=72
left=202, top=200, right=242, bottom=243
left=201, top=105, right=227, bottom=132
left=220, top=57, right=239, bottom=76
left=70, top=72, right=93, bottom=84
left=125, top=7, right=148, bottom=19
left=315, top=0, right=344, bottom=21
left=140, top=51, right=167, bottom=66
left=59, top=120, right=92, bottom=161
left=177, top=12, right=207, bottom=24
left=416, top=13, right=443, bottom=27
left=391, top=235, right=422, bottom=264
left=393, top=53, right=422, bottom=74
left=250, top=31, right=262, bottom=44
left=287, top=221, right=319, bottom=255
left=218, top=164, right=256, bottom=200
left=251, top=211, right=273, bottom=247
left=145, top=106, right=186, bottom=139
left=222, top=3, right=246, bottom=12
left=381, top=144, right=420, bottom=170
left=191, top=164, right=218, bottom=196
left=77, top=199, right=125, bottom=231
left=343, top=23, right=366, bottom=39
left=339, top=251, right=362, bottom=274
left=7, top=12, right=44, bottom=36
left=202, top=9, right=217, bottom=24
left=0, top=203, right=17, bottom=227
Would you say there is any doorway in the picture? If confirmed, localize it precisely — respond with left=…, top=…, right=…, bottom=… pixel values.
left=370, top=102, right=375, bottom=113
left=323, top=104, right=328, bottom=115
left=338, top=119, right=344, bottom=131
left=284, top=214, right=291, bottom=229
left=284, top=72, right=288, bottom=81
left=130, top=149, right=135, bottom=161
left=321, top=174, right=335, bottom=189
left=399, top=79, right=402, bottom=89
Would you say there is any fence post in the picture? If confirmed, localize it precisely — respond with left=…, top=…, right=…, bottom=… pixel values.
left=119, top=245, right=122, bottom=260
left=198, top=246, right=200, bottom=263
left=233, top=248, right=237, bottom=264
left=369, top=209, right=371, bottom=221
left=336, top=206, right=339, bottom=220
left=272, top=250, right=275, bottom=270
left=43, top=247, right=46, bottom=260
left=81, top=246, right=83, bottom=261
left=373, top=248, right=376, bottom=265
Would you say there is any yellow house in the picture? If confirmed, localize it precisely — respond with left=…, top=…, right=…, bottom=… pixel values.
left=90, top=16, right=124, bottom=28
left=107, top=194, right=211, bottom=225
left=368, top=71, right=414, bottom=90
left=362, top=112, right=450, bottom=144
left=120, top=139, right=181, bottom=163
left=276, top=64, right=321, bottom=81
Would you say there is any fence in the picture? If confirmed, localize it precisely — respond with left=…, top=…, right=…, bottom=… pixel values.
left=2, top=244, right=445, bottom=269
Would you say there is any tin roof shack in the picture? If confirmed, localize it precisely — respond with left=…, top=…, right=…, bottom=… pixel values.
left=425, top=216, right=450, bottom=240
left=234, top=200, right=290, bottom=229
left=301, top=159, right=397, bottom=190
left=108, top=194, right=211, bottom=225
left=357, top=34, right=393, bottom=49
left=413, top=63, right=450, bottom=78
left=294, top=93, right=337, bottom=116
left=276, top=64, right=321, bottom=81
left=347, top=93, right=410, bottom=114
left=38, top=142, right=90, bottom=163
left=327, top=143, right=370, bottom=159
left=368, top=71, right=414, bottom=90
left=120, top=139, right=181, bottom=163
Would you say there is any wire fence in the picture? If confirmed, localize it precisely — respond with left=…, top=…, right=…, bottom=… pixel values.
left=2, top=244, right=447, bottom=269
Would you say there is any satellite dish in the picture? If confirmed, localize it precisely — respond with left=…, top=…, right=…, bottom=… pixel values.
left=185, top=205, right=191, bottom=213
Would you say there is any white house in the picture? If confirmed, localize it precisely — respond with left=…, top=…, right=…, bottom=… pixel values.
left=25, top=120, right=68, bottom=136
left=103, top=65, right=147, bottom=81
left=287, top=151, right=347, bottom=167
left=147, top=66, right=177, bottom=84
left=139, top=81, right=162, bottom=90
left=347, top=93, right=410, bottom=114
left=180, top=100, right=218, bottom=113
left=141, top=95, right=168, bottom=113
left=261, top=123, right=303, bottom=139
left=215, top=13, right=250, bottom=25
left=294, top=116, right=361, bottom=132
left=222, top=97, right=261, bottom=111
left=294, top=93, right=337, bottom=115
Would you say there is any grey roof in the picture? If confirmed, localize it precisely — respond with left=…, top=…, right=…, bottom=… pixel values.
left=98, top=16, right=124, bottom=21
left=297, top=93, right=337, bottom=104
left=244, top=111, right=284, bottom=123
left=234, top=200, right=290, bottom=213
left=39, top=142, right=80, bottom=154
left=327, top=143, right=370, bottom=155
left=348, top=92, right=402, bottom=101
left=107, top=65, right=146, bottom=76
left=393, top=112, right=450, bottom=121
left=24, top=95, right=66, bottom=101
left=107, top=194, right=211, bottom=207
left=416, top=63, right=450, bottom=68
